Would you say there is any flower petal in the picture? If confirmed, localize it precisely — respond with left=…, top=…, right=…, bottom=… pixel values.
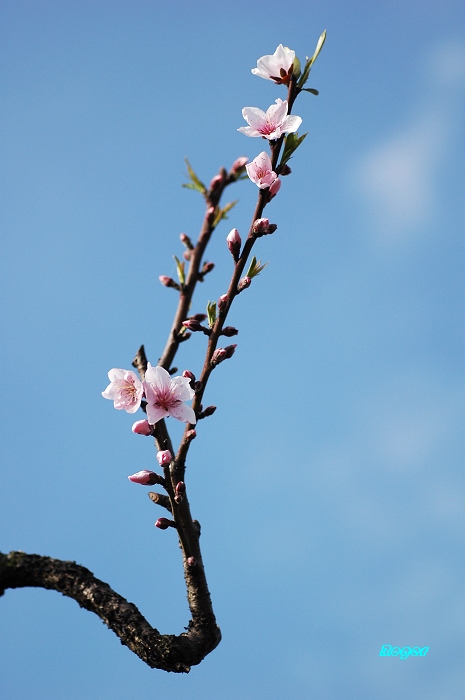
left=146, top=403, right=169, bottom=424
left=168, top=402, right=196, bottom=424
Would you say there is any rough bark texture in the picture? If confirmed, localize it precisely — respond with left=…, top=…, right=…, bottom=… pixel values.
left=0, top=551, right=221, bottom=673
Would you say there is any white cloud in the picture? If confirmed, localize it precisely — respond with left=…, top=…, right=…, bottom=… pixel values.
left=353, top=40, right=465, bottom=245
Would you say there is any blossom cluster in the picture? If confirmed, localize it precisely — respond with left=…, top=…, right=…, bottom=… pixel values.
left=102, top=363, right=196, bottom=427
left=239, top=45, right=304, bottom=195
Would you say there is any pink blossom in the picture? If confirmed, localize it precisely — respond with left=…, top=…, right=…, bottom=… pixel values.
left=246, top=152, right=278, bottom=189
left=132, top=419, right=151, bottom=435
left=238, top=99, right=301, bottom=140
left=251, top=44, right=296, bottom=84
left=144, top=363, right=196, bottom=425
left=102, top=369, right=143, bottom=414
left=157, top=450, right=172, bottom=467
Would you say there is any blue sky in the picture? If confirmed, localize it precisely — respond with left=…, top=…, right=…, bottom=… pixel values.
left=1, top=1, right=465, bottom=698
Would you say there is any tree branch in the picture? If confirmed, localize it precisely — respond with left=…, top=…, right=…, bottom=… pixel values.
left=0, top=551, right=220, bottom=673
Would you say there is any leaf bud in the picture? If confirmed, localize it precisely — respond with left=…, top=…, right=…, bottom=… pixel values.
left=224, top=344, right=237, bottom=359
left=191, top=313, right=208, bottom=322
left=185, top=429, right=197, bottom=441
left=221, top=326, right=238, bottom=337
left=183, top=250, right=192, bottom=261
left=187, top=556, right=197, bottom=567
left=279, top=164, right=292, bottom=176
left=202, top=261, right=215, bottom=275
left=200, top=405, right=217, bottom=419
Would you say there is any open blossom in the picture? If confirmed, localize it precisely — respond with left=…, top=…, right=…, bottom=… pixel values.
left=246, top=152, right=278, bottom=189
left=238, top=99, right=301, bottom=140
left=144, top=363, right=196, bottom=425
left=102, top=369, right=143, bottom=413
left=251, top=44, right=296, bottom=84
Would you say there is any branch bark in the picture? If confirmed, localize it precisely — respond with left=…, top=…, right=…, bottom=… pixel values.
left=0, top=551, right=220, bottom=673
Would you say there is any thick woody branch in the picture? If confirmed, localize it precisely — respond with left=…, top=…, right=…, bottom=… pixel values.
left=0, top=551, right=220, bottom=673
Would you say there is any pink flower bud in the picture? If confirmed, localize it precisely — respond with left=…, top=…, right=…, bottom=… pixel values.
left=180, top=232, right=194, bottom=249
left=185, top=429, right=197, bottom=441
left=237, top=276, right=251, bottom=293
left=132, top=420, right=152, bottom=436
left=183, top=250, right=192, bottom=261
left=221, top=326, right=238, bottom=337
left=187, top=556, right=196, bottom=567
left=218, top=294, right=229, bottom=311
left=155, top=517, right=174, bottom=530
left=174, top=481, right=185, bottom=504
left=157, top=450, right=172, bottom=467
left=182, top=370, right=195, bottom=381
left=182, top=319, right=203, bottom=332
left=230, top=156, right=248, bottom=175
left=227, top=229, right=241, bottom=261
left=252, top=218, right=277, bottom=237
left=209, top=174, right=224, bottom=192
left=268, top=177, right=281, bottom=199
left=211, top=348, right=227, bottom=365
left=128, top=470, right=160, bottom=485
left=159, top=275, right=180, bottom=290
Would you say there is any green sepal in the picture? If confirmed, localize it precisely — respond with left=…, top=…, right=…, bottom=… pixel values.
left=246, top=256, right=268, bottom=279
left=279, top=131, right=308, bottom=167
left=212, top=200, right=239, bottom=228
left=182, top=158, right=207, bottom=195
left=206, top=300, right=217, bottom=328
left=173, top=255, right=185, bottom=285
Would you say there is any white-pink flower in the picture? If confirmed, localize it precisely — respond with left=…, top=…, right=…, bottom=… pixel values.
left=251, top=44, right=296, bottom=84
left=144, top=363, right=196, bottom=425
left=238, top=99, right=301, bottom=141
left=102, top=369, right=143, bottom=413
left=246, top=152, right=278, bottom=189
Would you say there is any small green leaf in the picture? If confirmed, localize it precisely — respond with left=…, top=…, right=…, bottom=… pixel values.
left=206, top=300, right=217, bottom=328
left=212, top=200, right=239, bottom=227
left=173, top=255, right=185, bottom=285
left=302, top=88, right=319, bottom=95
left=280, top=131, right=308, bottom=167
left=310, top=29, right=326, bottom=66
left=246, top=256, right=268, bottom=279
left=297, top=30, right=326, bottom=88
left=183, top=158, right=206, bottom=195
